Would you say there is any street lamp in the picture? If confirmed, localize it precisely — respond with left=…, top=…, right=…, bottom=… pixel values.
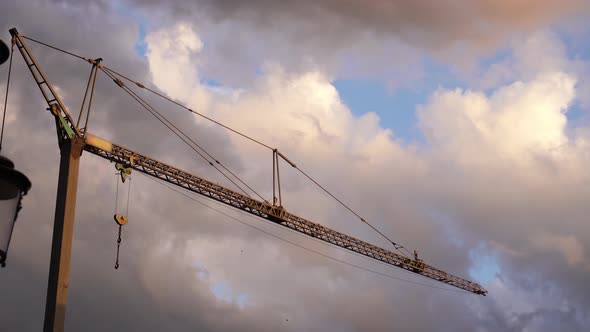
left=0, top=155, right=31, bottom=267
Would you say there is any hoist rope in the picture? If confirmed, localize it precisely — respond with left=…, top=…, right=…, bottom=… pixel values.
left=114, top=173, right=119, bottom=212
left=114, top=172, right=132, bottom=216
left=22, top=34, right=414, bottom=258
left=1, top=41, right=14, bottom=151
left=126, top=176, right=132, bottom=217
left=113, top=174, right=132, bottom=269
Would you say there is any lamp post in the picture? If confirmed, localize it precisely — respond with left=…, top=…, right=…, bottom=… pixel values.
left=0, top=155, right=31, bottom=267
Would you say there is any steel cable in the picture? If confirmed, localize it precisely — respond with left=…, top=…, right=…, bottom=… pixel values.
left=103, top=65, right=412, bottom=256
left=102, top=66, right=274, bottom=150
left=100, top=68, right=267, bottom=201
left=24, top=34, right=415, bottom=260
left=22, top=35, right=88, bottom=61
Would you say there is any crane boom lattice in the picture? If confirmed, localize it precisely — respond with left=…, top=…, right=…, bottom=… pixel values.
left=84, top=135, right=487, bottom=295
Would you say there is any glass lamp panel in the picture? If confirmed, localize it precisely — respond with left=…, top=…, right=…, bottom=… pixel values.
left=0, top=194, right=19, bottom=260
left=0, top=176, right=19, bottom=200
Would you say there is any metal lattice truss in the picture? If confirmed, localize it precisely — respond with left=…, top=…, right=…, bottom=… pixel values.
left=9, top=26, right=486, bottom=296
left=84, top=134, right=487, bottom=295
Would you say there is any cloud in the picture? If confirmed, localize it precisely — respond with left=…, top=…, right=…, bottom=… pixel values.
left=1, top=2, right=590, bottom=332
left=127, top=0, right=590, bottom=88
left=460, top=30, right=590, bottom=117
left=134, top=0, right=588, bottom=50
left=418, top=72, right=575, bottom=164
left=145, top=23, right=211, bottom=111
left=478, top=32, right=570, bottom=88
left=531, top=233, right=589, bottom=269
left=143, top=22, right=590, bottom=330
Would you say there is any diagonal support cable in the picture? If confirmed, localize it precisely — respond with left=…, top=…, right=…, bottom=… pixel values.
left=101, top=68, right=268, bottom=202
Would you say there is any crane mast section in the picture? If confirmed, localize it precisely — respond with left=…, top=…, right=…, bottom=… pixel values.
left=84, top=134, right=487, bottom=295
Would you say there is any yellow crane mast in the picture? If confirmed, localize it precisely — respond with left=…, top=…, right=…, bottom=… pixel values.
left=7, top=27, right=487, bottom=332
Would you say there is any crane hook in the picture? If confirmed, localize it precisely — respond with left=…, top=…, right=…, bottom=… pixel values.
left=113, top=163, right=132, bottom=269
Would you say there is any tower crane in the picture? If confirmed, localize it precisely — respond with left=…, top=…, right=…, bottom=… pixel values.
left=6, top=27, right=487, bottom=332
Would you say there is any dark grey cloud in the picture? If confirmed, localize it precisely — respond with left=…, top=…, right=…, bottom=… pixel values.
left=126, top=0, right=590, bottom=88
left=132, top=0, right=588, bottom=47
left=172, top=0, right=587, bottom=46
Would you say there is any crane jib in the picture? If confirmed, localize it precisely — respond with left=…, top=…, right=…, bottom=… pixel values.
left=84, top=134, right=487, bottom=296
left=8, top=25, right=487, bottom=296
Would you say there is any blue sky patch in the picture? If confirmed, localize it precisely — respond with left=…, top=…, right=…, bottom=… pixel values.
left=333, top=58, right=467, bottom=142
left=212, top=281, right=233, bottom=303
left=212, top=280, right=251, bottom=308
left=113, top=1, right=150, bottom=58
left=333, top=78, right=424, bottom=142
left=469, top=248, right=500, bottom=285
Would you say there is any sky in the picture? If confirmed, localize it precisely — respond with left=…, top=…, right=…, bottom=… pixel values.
left=1, top=0, right=590, bottom=331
